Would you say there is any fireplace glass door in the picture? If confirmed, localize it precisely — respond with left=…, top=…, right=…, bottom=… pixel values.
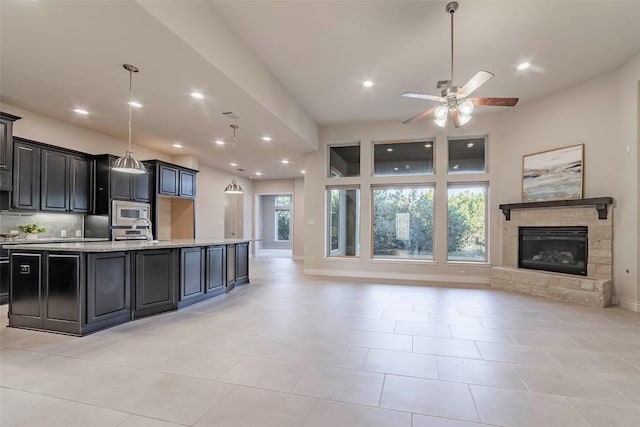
left=518, top=226, right=587, bottom=276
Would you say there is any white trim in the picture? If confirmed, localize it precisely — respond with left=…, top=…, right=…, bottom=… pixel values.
left=293, top=255, right=304, bottom=261
left=303, top=268, right=490, bottom=285
left=616, top=296, right=640, bottom=312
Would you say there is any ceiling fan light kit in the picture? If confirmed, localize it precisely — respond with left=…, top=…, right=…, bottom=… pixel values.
left=401, top=2, right=519, bottom=128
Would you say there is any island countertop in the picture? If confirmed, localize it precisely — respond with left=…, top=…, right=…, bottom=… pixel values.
left=4, top=238, right=251, bottom=252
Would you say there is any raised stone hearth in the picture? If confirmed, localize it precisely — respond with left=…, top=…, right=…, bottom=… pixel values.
left=492, top=200, right=613, bottom=307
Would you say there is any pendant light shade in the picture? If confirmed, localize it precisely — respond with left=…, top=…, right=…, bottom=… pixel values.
left=113, top=64, right=146, bottom=174
left=224, top=124, right=243, bottom=194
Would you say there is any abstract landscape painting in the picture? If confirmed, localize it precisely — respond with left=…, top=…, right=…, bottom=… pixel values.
left=522, top=144, right=583, bottom=202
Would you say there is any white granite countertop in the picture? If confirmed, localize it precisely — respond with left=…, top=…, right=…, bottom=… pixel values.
left=3, top=239, right=251, bottom=252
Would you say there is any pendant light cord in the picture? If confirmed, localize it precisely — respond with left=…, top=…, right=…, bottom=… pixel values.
left=128, top=69, right=133, bottom=152
left=450, top=7, right=454, bottom=84
left=231, top=124, right=239, bottom=180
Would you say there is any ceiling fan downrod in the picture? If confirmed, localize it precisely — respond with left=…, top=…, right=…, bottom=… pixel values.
left=446, top=2, right=458, bottom=85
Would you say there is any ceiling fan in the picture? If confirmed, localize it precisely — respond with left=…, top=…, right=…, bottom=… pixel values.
left=402, top=1, right=519, bottom=127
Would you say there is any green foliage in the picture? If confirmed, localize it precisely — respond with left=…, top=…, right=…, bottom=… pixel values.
left=448, top=190, right=486, bottom=257
left=18, top=224, right=45, bottom=234
left=277, top=211, right=290, bottom=240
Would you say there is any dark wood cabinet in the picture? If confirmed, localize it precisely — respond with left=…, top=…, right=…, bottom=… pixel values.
left=159, top=165, right=178, bottom=196
left=86, top=252, right=130, bottom=331
left=0, top=253, right=9, bottom=305
left=12, top=140, right=41, bottom=210
left=133, top=172, right=150, bottom=203
left=69, top=156, right=91, bottom=213
left=94, top=155, right=151, bottom=214
left=111, top=168, right=133, bottom=200
left=45, top=254, right=81, bottom=334
left=226, top=244, right=235, bottom=292
left=133, top=249, right=177, bottom=319
left=41, top=149, right=69, bottom=211
left=206, top=245, right=226, bottom=297
left=235, top=242, right=249, bottom=285
left=179, top=170, right=196, bottom=198
left=9, top=253, right=43, bottom=329
left=0, top=112, right=20, bottom=191
left=179, top=247, right=205, bottom=307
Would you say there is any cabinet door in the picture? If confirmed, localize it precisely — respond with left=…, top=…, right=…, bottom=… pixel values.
left=0, top=257, right=9, bottom=305
left=45, top=254, right=81, bottom=334
left=87, top=252, right=130, bottom=324
left=226, top=244, right=235, bottom=292
left=134, top=249, right=177, bottom=318
left=69, top=156, right=91, bottom=213
left=12, top=142, right=41, bottom=210
left=180, top=247, right=204, bottom=301
left=179, top=170, right=196, bottom=198
left=133, top=171, right=150, bottom=202
left=41, top=149, right=69, bottom=211
left=159, top=165, right=178, bottom=196
left=235, top=242, right=249, bottom=284
left=206, top=245, right=225, bottom=296
left=0, top=118, right=13, bottom=191
left=9, top=253, right=43, bottom=329
left=111, top=171, right=132, bottom=200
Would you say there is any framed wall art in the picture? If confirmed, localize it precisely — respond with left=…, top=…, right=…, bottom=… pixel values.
left=522, top=144, right=584, bottom=202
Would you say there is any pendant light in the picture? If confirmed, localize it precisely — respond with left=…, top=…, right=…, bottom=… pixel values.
left=224, top=124, right=243, bottom=194
left=112, top=64, right=146, bottom=174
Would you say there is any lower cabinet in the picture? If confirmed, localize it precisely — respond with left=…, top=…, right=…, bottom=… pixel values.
left=178, top=247, right=205, bottom=308
left=0, top=254, right=8, bottom=305
left=235, top=242, right=249, bottom=285
left=86, top=252, right=131, bottom=332
left=226, top=244, right=235, bottom=292
left=10, top=253, right=43, bottom=330
left=206, top=245, right=226, bottom=297
left=133, top=249, right=178, bottom=319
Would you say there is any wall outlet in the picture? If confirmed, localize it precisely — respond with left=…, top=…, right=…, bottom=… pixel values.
left=60, top=230, right=67, bottom=238
left=75, top=230, right=82, bottom=237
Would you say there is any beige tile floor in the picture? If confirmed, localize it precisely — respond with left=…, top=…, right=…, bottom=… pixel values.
left=2, top=257, right=640, bottom=426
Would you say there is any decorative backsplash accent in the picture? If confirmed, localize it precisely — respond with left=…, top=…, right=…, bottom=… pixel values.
left=0, top=212, right=83, bottom=239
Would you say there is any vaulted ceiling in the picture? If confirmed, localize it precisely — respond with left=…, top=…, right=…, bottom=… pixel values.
left=2, top=1, right=639, bottom=179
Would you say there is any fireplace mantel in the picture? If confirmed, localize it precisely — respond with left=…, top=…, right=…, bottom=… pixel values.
left=499, top=197, right=613, bottom=221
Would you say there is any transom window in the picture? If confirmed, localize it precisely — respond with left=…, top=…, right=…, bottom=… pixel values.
left=373, top=141, right=434, bottom=176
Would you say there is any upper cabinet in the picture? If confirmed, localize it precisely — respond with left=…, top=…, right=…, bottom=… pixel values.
left=0, top=112, right=21, bottom=192
left=145, top=160, right=197, bottom=199
left=94, top=155, right=151, bottom=214
left=12, top=138, right=91, bottom=213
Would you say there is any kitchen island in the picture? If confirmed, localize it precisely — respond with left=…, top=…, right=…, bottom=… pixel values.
left=5, top=239, right=250, bottom=335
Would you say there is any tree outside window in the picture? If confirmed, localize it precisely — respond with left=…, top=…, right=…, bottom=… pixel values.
left=447, top=185, right=487, bottom=261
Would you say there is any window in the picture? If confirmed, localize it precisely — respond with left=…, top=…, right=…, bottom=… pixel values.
left=329, top=144, right=360, bottom=177
left=372, top=187, right=434, bottom=259
left=327, top=187, right=360, bottom=256
left=447, top=184, right=487, bottom=262
left=274, top=195, right=291, bottom=242
left=373, top=141, right=434, bottom=176
left=275, top=210, right=291, bottom=241
left=448, top=137, right=486, bottom=174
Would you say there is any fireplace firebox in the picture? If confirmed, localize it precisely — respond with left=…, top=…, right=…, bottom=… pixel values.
left=518, top=226, right=588, bottom=276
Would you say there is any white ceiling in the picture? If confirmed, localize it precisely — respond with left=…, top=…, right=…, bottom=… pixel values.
left=2, top=1, right=640, bottom=179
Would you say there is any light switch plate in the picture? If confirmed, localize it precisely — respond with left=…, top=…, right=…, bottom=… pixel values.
left=75, top=230, right=82, bottom=237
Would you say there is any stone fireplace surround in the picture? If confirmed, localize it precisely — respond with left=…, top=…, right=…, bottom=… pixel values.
left=491, top=198, right=613, bottom=308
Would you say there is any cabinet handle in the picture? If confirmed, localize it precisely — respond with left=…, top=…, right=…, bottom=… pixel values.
left=19, top=147, right=33, bottom=152
left=19, top=265, right=30, bottom=274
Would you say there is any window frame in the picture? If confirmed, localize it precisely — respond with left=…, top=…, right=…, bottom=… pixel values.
left=327, top=142, right=361, bottom=178
left=447, top=135, right=488, bottom=175
left=274, top=209, right=291, bottom=242
left=326, top=185, right=361, bottom=258
left=371, top=139, right=436, bottom=177
left=446, top=182, right=489, bottom=263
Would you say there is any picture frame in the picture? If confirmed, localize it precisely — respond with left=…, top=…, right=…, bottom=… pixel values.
left=522, top=144, right=584, bottom=202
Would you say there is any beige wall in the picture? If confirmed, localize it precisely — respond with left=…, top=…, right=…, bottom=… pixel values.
left=304, top=54, right=640, bottom=308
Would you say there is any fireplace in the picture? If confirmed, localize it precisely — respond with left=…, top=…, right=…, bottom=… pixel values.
left=519, top=226, right=588, bottom=276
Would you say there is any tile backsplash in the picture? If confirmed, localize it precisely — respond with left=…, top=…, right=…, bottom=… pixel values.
left=0, top=212, right=83, bottom=238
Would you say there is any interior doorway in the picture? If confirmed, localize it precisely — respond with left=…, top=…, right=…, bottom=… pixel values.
left=256, top=194, right=293, bottom=258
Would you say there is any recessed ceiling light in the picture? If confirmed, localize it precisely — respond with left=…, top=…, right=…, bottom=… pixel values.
left=281, top=160, right=289, bottom=164
left=128, top=101, right=143, bottom=108
left=190, top=92, right=204, bottom=99
left=517, top=62, right=531, bottom=71
left=425, top=143, right=433, bottom=148
left=255, top=172, right=262, bottom=176
left=467, top=142, right=474, bottom=148
left=230, top=162, right=238, bottom=167
left=172, top=143, right=183, bottom=148
left=363, top=80, right=374, bottom=88
left=386, top=148, right=393, bottom=152
left=73, top=108, right=89, bottom=115
left=215, top=140, right=225, bottom=145
left=262, top=136, right=272, bottom=142
left=301, top=170, right=305, bottom=174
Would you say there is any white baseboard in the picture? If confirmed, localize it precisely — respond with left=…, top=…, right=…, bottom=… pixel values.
left=293, top=255, right=304, bottom=261
left=303, top=268, right=490, bottom=285
left=615, top=296, right=640, bottom=312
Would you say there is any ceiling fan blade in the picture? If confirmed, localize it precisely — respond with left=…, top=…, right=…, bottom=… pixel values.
left=401, top=92, right=444, bottom=102
left=471, top=97, right=519, bottom=107
left=451, top=110, right=462, bottom=128
left=402, top=107, right=436, bottom=125
left=459, top=71, right=494, bottom=97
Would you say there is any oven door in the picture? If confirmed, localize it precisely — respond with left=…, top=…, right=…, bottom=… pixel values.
left=112, top=201, right=150, bottom=227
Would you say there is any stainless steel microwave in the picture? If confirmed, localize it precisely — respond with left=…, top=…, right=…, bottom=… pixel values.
left=111, top=200, right=150, bottom=227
